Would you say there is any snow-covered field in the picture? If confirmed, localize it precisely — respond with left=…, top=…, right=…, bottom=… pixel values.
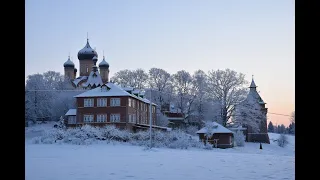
left=25, top=124, right=295, bottom=180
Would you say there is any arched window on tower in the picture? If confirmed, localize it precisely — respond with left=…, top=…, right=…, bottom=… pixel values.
left=86, top=67, right=89, bottom=73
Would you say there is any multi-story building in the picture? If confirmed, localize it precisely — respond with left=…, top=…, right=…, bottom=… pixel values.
left=64, top=83, right=168, bottom=132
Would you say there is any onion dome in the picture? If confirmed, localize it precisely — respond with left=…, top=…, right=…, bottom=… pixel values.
left=63, top=56, right=74, bottom=68
left=92, top=55, right=98, bottom=65
left=77, top=39, right=98, bottom=60
left=99, top=55, right=109, bottom=68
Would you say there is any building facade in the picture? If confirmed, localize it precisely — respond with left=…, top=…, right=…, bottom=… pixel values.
left=64, top=83, right=168, bottom=132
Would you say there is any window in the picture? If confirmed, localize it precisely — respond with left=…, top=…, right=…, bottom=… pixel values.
left=97, top=114, right=107, bottom=122
left=129, top=114, right=132, bottom=122
left=68, top=116, right=76, bottom=124
left=83, top=115, right=94, bottom=123
left=86, top=67, right=89, bottom=73
left=137, top=102, right=139, bottom=110
left=84, top=99, right=94, bottom=107
left=97, top=98, right=107, bottom=107
left=110, top=114, right=120, bottom=122
left=128, top=98, right=132, bottom=107
left=152, top=106, right=156, bottom=113
left=132, top=114, right=136, bottom=123
left=111, top=98, right=120, bottom=106
left=137, top=113, right=140, bottom=123
left=132, top=99, right=135, bottom=108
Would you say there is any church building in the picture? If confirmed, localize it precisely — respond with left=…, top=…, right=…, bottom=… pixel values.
left=63, top=38, right=109, bottom=89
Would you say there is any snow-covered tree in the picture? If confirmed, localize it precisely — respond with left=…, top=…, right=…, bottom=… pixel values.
left=288, top=122, right=295, bottom=134
left=25, top=73, right=55, bottom=122
left=232, top=101, right=264, bottom=133
left=268, top=121, right=274, bottom=132
left=172, top=70, right=196, bottom=125
left=147, top=68, right=172, bottom=108
left=234, top=130, right=245, bottom=147
left=291, top=111, right=295, bottom=123
left=111, top=69, right=148, bottom=89
left=204, top=121, right=215, bottom=144
left=279, top=124, right=286, bottom=134
left=133, top=69, right=148, bottom=89
left=191, top=70, right=208, bottom=126
left=111, top=69, right=136, bottom=87
left=206, top=69, right=248, bottom=127
left=25, top=71, right=79, bottom=122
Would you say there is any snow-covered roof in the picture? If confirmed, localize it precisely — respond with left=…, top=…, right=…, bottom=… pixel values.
left=132, top=89, right=141, bottom=94
left=196, top=122, right=233, bottom=134
left=63, top=56, right=74, bottom=67
left=74, top=83, right=157, bottom=105
left=139, top=91, right=145, bottom=96
left=99, top=56, right=109, bottom=67
left=82, top=70, right=103, bottom=88
left=65, top=109, right=76, bottom=116
left=78, top=40, right=97, bottom=55
left=73, top=76, right=88, bottom=86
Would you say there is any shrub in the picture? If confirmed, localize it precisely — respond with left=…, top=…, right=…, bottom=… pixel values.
left=233, top=131, right=246, bottom=147
left=277, top=134, right=289, bottom=147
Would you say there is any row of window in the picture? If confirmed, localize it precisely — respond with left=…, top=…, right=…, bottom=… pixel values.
left=84, top=98, right=120, bottom=107
left=83, top=114, right=121, bottom=123
left=128, top=98, right=156, bottom=113
left=84, top=98, right=156, bottom=113
left=68, top=114, right=155, bottom=125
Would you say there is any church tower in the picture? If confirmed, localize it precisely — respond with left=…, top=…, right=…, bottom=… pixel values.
left=63, top=56, right=75, bottom=80
left=99, top=53, right=110, bottom=84
left=245, top=77, right=270, bottom=144
left=77, top=36, right=98, bottom=76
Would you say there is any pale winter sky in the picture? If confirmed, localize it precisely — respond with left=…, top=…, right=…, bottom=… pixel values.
left=25, top=0, right=295, bottom=126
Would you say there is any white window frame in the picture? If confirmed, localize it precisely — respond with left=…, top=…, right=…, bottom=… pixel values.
left=132, top=99, right=135, bottom=108
left=129, top=114, right=132, bottom=122
left=128, top=98, right=132, bottom=107
left=68, top=116, right=76, bottom=124
left=83, top=114, right=94, bottom=123
left=84, top=98, right=94, bottom=107
left=110, top=114, right=120, bottom=122
left=97, top=98, right=107, bottom=107
left=97, top=114, right=107, bottom=122
left=111, top=98, right=121, bottom=106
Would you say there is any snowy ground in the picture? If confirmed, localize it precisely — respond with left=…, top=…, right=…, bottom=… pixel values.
left=25, top=125, right=295, bottom=180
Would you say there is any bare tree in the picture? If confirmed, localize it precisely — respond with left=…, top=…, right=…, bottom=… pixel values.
left=147, top=68, right=172, bottom=108
left=25, top=73, right=55, bottom=122
left=111, top=69, right=148, bottom=89
left=110, top=69, right=135, bottom=87
left=25, top=71, right=81, bottom=123
left=206, top=69, right=248, bottom=127
left=172, top=70, right=195, bottom=125
left=133, top=69, right=148, bottom=89
left=191, top=70, right=208, bottom=126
